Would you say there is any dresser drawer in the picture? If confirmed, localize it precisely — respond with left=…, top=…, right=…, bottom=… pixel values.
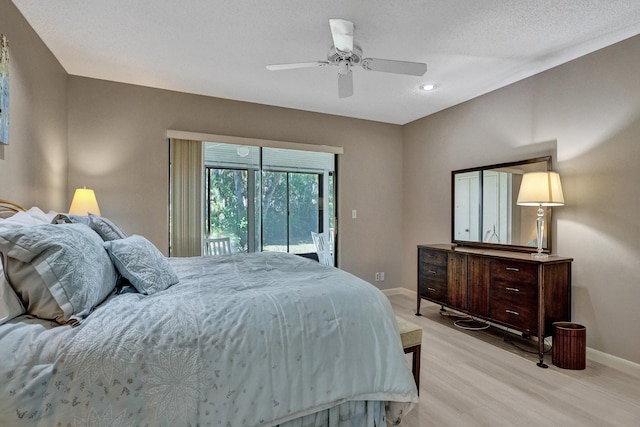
left=491, top=292, right=538, bottom=333
left=490, top=260, right=538, bottom=332
left=419, top=262, right=447, bottom=286
left=418, top=248, right=447, bottom=266
left=491, top=259, right=538, bottom=286
left=419, top=262, right=447, bottom=302
left=419, top=281, right=447, bottom=303
left=419, top=248, right=447, bottom=285
left=491, top=279, right=537, bottom=306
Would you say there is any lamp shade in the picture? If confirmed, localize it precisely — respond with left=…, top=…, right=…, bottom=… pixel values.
left=516, top=171, right=565, bottom=206
left=69, top=188, right=101, bottom=215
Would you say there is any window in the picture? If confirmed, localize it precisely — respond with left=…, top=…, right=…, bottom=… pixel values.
left=203, top=142, right=335, bottom=256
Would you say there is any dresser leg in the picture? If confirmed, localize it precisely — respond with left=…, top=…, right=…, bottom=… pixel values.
left=537, top=340, right=548, bottom=367
left=415, top=297, right=422, bottom=316
left=537, top=329, right=547, bottom=368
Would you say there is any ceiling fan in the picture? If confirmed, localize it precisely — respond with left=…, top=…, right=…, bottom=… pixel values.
left=266, top=19, right=427, bottom=98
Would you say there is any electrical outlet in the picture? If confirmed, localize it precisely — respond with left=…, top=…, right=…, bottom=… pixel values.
left=380, top=272, right=385, bottom=281
left=375, top=272, right=380, bottom=281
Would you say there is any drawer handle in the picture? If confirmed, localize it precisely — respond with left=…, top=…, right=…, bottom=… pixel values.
left=427, top=287, right=437, bottom=292
left=505, top=267, right=520, bottom=272
left=506, top=287, right=520, bottom=292
left=505, top=309, right=520, bottom=316
left=428, top=270, right=438, bottom=275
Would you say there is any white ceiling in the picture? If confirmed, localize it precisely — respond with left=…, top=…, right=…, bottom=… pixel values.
left=13, top=0, right=640, bottom=125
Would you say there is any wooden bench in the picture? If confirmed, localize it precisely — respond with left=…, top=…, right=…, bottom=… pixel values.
left=396, top=316, right=422, bottom=393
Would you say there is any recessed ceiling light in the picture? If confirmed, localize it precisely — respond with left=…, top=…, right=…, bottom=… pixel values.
left=419, top=83, right=435, bottom=91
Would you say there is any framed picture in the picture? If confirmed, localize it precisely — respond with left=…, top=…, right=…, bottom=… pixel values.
left=1, top=34, right=9, bottom=145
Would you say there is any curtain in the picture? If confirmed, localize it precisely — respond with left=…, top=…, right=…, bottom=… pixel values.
left=170, top=139, right=203, bottom=257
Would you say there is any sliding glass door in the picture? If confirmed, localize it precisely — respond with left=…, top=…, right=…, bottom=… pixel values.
left=204, top=143, right=335, bottom=256
left=261, top=171, right=319, bottom=254
left=205, top=168, right=250, bottom=252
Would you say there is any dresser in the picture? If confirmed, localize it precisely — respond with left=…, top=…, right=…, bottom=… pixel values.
left=417, top=244, right=572, bottom=368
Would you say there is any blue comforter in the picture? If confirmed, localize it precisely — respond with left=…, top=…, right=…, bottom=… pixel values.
left=0, top=252, right=417, bottom=426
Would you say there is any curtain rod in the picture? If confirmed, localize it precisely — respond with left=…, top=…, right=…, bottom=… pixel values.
left=167, top=130, right=344, bottom=155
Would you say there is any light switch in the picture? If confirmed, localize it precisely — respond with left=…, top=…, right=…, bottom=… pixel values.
left=352, top=209, right=357, bottom=219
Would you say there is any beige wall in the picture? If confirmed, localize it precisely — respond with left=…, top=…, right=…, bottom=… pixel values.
left=67, top=77, right=404, bottom=289
left=403, top=34, right=640, bottom=363
left=0, top=0, right=67, bottom=209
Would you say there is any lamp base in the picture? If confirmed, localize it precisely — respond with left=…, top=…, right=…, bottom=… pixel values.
left=531, top=252, right=549, bottom=260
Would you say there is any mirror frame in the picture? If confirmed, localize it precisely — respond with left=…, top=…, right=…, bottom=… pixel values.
left=451, top=156, right=552, bottom=253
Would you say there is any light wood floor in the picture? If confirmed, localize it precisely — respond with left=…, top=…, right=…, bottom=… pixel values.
left=388, top=294, right=640, bottom=427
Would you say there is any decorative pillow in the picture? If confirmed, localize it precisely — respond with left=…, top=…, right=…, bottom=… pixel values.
left=104, top=235, right=179, bottom=295
left=0, top=263, right=25, bottom=325
left=0, top=223, right=117, bottom=325
left=88, top=213, right=127, bottom=241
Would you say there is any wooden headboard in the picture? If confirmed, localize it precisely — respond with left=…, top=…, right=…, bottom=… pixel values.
left=0, top=199, right=26, bottom=218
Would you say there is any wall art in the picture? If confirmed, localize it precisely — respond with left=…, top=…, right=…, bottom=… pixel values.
left=0, top=34, right=9, bottom=145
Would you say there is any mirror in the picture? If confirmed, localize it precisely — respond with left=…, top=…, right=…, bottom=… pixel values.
left=451, top=156, right=552, bottom=252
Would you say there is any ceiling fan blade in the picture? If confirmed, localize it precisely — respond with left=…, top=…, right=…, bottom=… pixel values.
left=266, top=61, right=328, bottom=71
left=362, top=58, right=427, bottom=76
left=338, top=70, right=353, bottom=98
left=329, top=19, right=354, bottom=54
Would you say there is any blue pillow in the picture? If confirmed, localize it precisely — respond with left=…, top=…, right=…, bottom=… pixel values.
left=0, top=223, right=117, bottom=324
left=88, top=213, right=127, bottom=241
left=103, top=235, right=179, bottom=295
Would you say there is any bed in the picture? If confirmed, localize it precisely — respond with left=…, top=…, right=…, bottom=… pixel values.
left=0, top=202, right=418, bottom=426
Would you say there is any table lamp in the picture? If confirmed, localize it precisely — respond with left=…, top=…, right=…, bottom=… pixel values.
left=69, top=187, right=101, bottom=216
left=516, top=171, right=564, bottom=259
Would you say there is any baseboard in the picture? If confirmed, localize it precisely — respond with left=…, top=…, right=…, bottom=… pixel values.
left=586, top=347, right=640, bottom=378
left=384, top=287, right=640, bottom=378
left=382, top=287, right=416, bottom=298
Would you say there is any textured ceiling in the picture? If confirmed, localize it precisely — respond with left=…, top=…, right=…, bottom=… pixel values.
left=12, top=0, right=640, bottom=124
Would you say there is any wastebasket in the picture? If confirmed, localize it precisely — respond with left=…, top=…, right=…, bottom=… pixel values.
left=552, top=322, right=586, bottom=370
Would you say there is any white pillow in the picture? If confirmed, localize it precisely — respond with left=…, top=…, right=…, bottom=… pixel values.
left=25, top=207, right=58, bottom=224
left=0, top=211, right=40, bottom=228
left=0, top=207, right=58, bottom=229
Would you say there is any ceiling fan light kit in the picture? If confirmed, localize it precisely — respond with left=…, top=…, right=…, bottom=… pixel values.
left=266, top=18, right=427, bottom=98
